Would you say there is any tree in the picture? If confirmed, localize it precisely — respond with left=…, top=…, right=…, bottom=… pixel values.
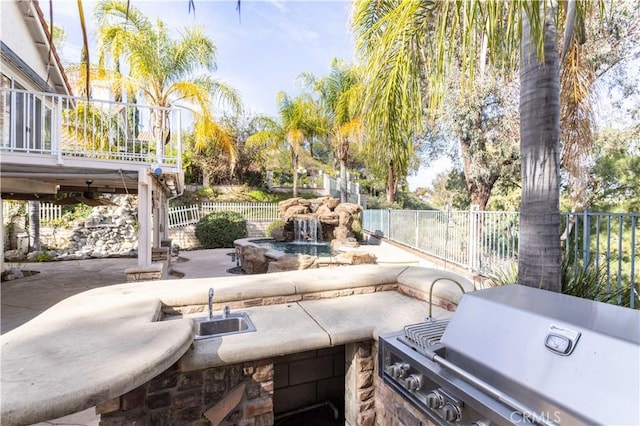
left=353, top=2, right=423, bottom=204
left=560, top=2, right=640, bottom=212
left=184, top=113, right=269, bottom=186
left=300, top=59, right=363, bottom=202
left=246, top=93, right=326, bottom=197
left=586, top=127, right=640, bottom=212
left=518, top=2, right=563, bottom=291
left=353, top=0, right=601, bottom=291
left=441, top=72, right=520, bottom=210
left=428, top=170, right=470, bottom=210
left=28, top=201, right=40, bottom=252
left=95, top=0, right=242, bottom=164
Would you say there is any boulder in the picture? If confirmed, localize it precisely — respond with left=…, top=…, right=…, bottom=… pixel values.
left=284, top=205, right=310, bottom=219
left=334, top=202, right=362, bottom=215
left=338, top=210, right=354, bottom=227
left=240, top=246, right=269, bottom=274
left=333, top=225, right=353, bottom=240
left=3, top=249, right=26, bottom=262
left=278, top=198, right=311, bottom=217
left=335, top=252, right=377, bottom=265
left=315, top=204, right=332, bottom=215
left=276, top=197, right=361, bottom=248
left=308, top=197, right=332, bottom=212
left=317, top=212, right=340, bottom=226
left=267, top=254, right=319, bottom=273
left=325, top=197, right=340, bottom=210
left=271, top=227, right=287, bottom=242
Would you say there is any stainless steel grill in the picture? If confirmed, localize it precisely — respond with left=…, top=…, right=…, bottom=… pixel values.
left=379, top=285, right=640, bottom=425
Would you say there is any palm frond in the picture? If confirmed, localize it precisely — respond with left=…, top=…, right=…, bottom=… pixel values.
left=193, top=111, right=236, bottom=167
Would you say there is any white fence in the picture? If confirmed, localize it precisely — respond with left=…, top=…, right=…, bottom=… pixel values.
left=25, top=202, right=279, bottom=228
left=362, top=209, right=639, bottom=308
left=168, top=205, right=201, bottom=228
left=2, top=202, right=63, bottom=224
left=39, top=203, right=62, bottom=223
left=169, top=203, right=279, bottom=228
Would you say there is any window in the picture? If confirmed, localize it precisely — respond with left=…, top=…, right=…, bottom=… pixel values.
left=0, top=75, right=49, bottom=151
left=0, top=74, right=10, bottom=147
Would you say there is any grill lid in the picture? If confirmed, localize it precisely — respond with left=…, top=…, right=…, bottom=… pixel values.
left=440, top=285, right=640, bottom=425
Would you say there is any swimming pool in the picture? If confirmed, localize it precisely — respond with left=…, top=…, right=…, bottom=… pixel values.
left=250, top=239, right=334, bottom=257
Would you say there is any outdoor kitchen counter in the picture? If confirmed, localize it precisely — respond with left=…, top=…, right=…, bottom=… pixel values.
left=0, top=265, right=471, bottom=425
left=179, top=291, right=444, bottom=372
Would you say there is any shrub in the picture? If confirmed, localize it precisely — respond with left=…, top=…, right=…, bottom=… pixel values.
left=487, top=256, right=637, bottom=308
left=195, top=211, right=247, bottom=248
left=34, top=251, right=53, bottom=262
left=265, top=219, right=285, bottom=237
left=49, top=205, right=92, bottom=229
left=351, top=216, right=363, bottom=242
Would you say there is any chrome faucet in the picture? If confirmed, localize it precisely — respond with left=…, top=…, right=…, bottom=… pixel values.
left=426, top=277, right=467, bottom=321
left=208, top=288, right=214, bottom=319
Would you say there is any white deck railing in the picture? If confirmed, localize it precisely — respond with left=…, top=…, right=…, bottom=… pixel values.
left=0, top=87, right=181, bottom=167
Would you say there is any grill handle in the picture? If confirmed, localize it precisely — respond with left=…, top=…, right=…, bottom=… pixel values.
left=426, top=352, right=557, bottom=426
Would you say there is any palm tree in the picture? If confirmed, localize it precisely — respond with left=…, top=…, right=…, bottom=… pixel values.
left=353, top=0, right=600, bottom=291
left=300, top=59, right=363, bottom=202
left=247, top=92, right=325, bottom=197
left=518, top=3, right=563, bottom=291
left=353, top=1, right=428, bottom=204
left=95, top=0, right=242, bottom=164
left=28, top=201, right=40, bottom=252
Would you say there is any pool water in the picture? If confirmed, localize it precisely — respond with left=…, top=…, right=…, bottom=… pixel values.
left=251, top=239, right=334, bottom=257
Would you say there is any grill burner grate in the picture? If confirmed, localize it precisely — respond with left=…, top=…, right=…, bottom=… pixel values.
left=399, top=320, right=449, bottom=356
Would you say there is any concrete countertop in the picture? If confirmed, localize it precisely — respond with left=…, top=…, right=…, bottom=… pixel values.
left=179, top=291, right=451, bottom=372
left=0, top=265, right=471, bottom=425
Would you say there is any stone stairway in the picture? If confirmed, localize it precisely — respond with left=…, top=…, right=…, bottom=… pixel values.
left=247, top=221, right=272, bottom=238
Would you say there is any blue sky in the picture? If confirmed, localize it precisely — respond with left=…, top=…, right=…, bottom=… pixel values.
left=44, top=0, right=355, bottom=116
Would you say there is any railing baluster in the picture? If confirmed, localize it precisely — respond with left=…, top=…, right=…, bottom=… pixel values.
left=617, top=217, right=624, bottom=304
left=630, top=216, right=636, bottom=309
left=1, top=87, right=182, bottom=164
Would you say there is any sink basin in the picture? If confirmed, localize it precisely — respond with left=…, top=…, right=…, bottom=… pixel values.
left=193, top=312, right=256, bottom=339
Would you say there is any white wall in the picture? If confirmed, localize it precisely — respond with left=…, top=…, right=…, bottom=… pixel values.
left=0, top=2, right=49, bottom=88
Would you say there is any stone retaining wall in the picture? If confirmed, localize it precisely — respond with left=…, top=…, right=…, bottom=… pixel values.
left=168, top=222, right=269, bottom=251
left=32, top=220, right=271, bottom=256
left=169, top=226, right=201, bottom=250
left=6, top=196, right=139, bottom=261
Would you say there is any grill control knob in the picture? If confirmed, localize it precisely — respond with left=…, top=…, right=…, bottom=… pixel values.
left=404, top=374, right=423, bottom=392
left=388, top=362, right=409, bottom=379
left=442, top=403, right=462, bottom=422
left=426, top=391, right=444, bottom=409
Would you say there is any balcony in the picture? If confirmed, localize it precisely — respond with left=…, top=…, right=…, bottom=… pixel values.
left=0, top=87, right=182, bottom=170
